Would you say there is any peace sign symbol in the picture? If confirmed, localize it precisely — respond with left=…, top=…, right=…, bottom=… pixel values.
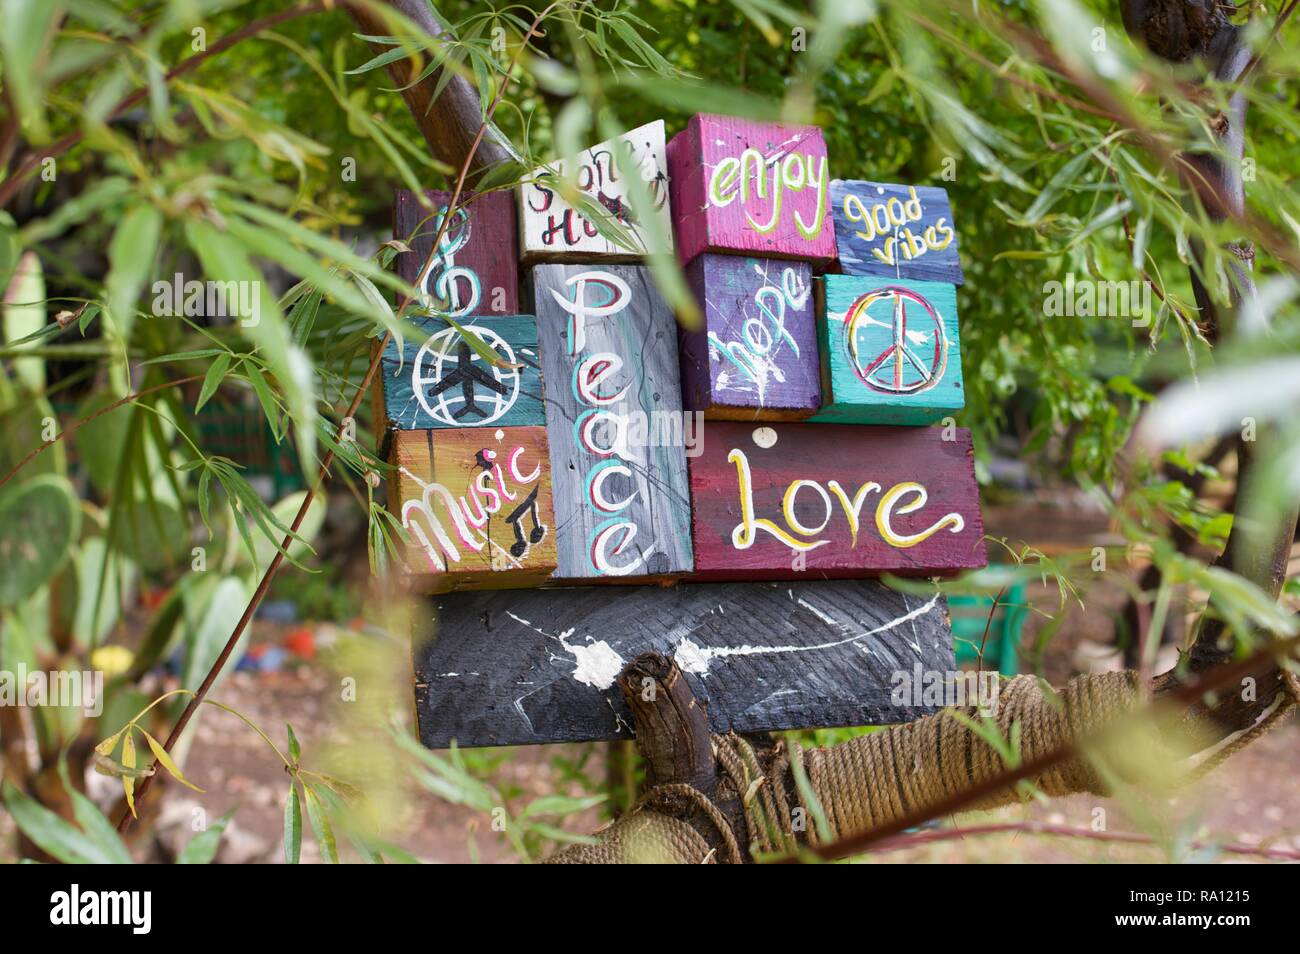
left=844, top=285, right=948, bottom=395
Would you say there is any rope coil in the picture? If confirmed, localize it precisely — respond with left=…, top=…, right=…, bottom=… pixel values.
left=545, top=668, right=1299, bottom=864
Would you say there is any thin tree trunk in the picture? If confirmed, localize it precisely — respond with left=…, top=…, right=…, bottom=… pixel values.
left=345, top=0, right=520, bottom=180
left=1122, top=0, right=1298, bottom=735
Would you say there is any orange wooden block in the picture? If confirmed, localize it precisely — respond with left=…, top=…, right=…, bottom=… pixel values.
left=388, top=426, right=557, bottom=592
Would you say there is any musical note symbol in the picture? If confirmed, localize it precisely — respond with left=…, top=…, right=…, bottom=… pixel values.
left=420, top=205, right=481, bottom=318
left=505, top=486, right=546, bottom=557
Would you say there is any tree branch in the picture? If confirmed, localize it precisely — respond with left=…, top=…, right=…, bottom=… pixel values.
left=117, top=0, right=547, bottom=834
left=1119, top=0, right=1298, bottom=737
left=345, top=0, right=521, bottom=176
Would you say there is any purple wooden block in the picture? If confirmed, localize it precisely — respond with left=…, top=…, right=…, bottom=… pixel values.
left=667, top=114, right=837, bottom=267
left=681, top=254, right=821, bottom=419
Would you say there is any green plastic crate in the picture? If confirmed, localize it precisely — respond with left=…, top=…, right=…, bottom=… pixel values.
left=948, top=583, right=1027, bottom=675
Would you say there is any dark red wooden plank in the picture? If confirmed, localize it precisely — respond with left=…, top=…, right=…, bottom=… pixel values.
left=394, top=188, right=519, bottom=316
left=688, top=422, right=986, bottom=578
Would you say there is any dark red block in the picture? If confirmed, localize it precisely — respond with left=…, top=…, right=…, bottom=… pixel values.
left=688, top=422, right=986, bottom=578
left=394, top=189, right=519, bottom=317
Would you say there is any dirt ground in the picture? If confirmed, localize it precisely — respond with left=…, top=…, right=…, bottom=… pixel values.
left=5, top=488, right=1295, bottom=863
left=149, top=490, right=1300, bottom=862
left=151, top=664, right=1300, bottom=863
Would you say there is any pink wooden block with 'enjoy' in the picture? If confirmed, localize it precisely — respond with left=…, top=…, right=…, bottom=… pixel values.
left=667, top=114, right=837, bottom=267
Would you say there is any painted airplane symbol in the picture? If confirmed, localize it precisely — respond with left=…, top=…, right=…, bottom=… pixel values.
left=426, top=341, right=509, bottom=420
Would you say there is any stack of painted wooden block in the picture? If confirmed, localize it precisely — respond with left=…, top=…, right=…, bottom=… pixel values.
left=380, top=114, right=986, bottom=594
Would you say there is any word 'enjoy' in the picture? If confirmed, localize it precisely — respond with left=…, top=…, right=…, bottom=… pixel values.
left=708, top=147, right=829, bottom=239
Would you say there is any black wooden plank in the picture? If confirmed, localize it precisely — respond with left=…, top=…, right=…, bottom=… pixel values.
left=413, top=580, right=955, bottom=747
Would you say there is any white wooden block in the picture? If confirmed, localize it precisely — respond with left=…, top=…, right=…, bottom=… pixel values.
left=518, top=119, right=673, bottom=262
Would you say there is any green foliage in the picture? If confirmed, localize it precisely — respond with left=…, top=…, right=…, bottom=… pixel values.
left=0, top=473, right=79, bottom=608
left=1, top=0, right=1298, bottom=862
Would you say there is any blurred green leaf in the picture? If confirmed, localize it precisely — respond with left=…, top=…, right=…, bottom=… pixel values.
left=284, top=784, right=303, bottom=864
left=178, top=811, right=234, bottom=864
left=105, top=204, right=163, bottom=346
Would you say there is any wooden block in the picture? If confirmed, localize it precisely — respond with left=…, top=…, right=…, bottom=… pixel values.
left=688, top=422, right=986, bottom=578
left=413, top=580, right=955, bottom=746
left=378, top=314, right=545, bottom=430
left=667, top=113, right=836, bottom=266
left=530, top=263, right=694, bottom=579
left=394, top=189, right=519, bottom=317
left=389, top=426, right=557, bottom=592
left=830, top=180, right=964, bottom=285
left=811, top=274, right=965, bottom=425
left=518, top=120, right=672, bottom=262
left=680, top=254, right=820, bottom=419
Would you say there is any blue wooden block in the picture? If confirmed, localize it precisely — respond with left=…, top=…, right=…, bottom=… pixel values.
left=379, top=314, right=546, bottom=430
left=811, top=274, right=964, bottom=426
left=830, top=180, right=964, bottom=286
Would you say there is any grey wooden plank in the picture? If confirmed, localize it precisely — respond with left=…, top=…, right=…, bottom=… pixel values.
left=530, top=263, right=695, bottom=579
left=413, top=580, right=955, bottom=747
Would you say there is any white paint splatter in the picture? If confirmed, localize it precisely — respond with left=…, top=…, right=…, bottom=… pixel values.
left=557, top=628, right=626, bottom=690
left=507, top=612, right=625, bottom=690
left=673, top=637, right=711, bottom=675
left=796, top=597, right=837, bottom=626
left=673, top=593, right=941, bottom=677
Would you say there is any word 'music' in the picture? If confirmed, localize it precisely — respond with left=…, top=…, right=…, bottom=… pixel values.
left=708, top=146, right=829, bottom=238
left=727, top=448, right=965, bottom=552
left=402, top=444, right=545, bottom=573
left=843, top=186, right=954, bottom=266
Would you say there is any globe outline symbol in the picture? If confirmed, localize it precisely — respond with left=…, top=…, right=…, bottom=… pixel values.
left=412, top=325, right=520, bottom=426
left=843, top=285, right=948, bottom=395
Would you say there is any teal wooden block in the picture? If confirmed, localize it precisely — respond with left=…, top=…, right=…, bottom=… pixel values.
left=379, top=314, right=546, bottom=431
left=811, top=274, right=964, bottom=425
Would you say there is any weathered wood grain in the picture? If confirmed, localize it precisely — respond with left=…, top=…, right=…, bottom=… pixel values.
left=680, top=254, right=821, bottom=419
left=413, top=579, right=955, bottom=747
left=688, top=422, right=986, bottom=578
left=811, top=274, right=965, bottom=425
left=530, top=263, right=696, bottom=580
left=394, top=189, right=519, bottom=316
left=830, top=180, right=964, bottom=285
left=379, top=313, right=545, bottom=430
left=389, top=426, right=557, bottom=591
left=518, top=120, right=672, bottom=262
left=667, top=114, right=836, bottom=266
